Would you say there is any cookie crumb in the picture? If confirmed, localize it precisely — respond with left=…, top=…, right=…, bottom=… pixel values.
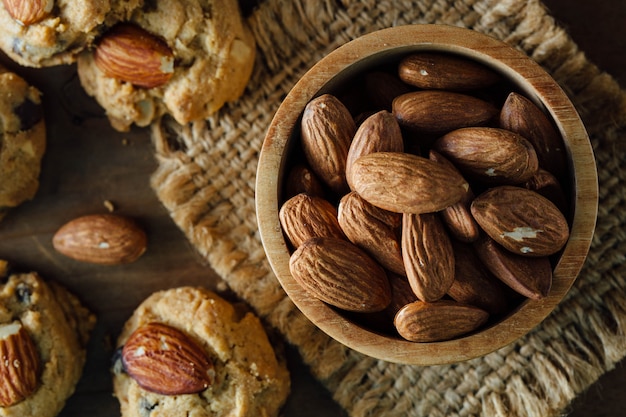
left=104, top=200, right=115, bottom=212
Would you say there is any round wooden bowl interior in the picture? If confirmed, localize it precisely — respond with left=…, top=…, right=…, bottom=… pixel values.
left=256, top=24, right=598, bottom=365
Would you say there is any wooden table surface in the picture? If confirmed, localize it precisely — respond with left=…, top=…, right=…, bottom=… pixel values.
left=0, top=1, right=624, bottom=416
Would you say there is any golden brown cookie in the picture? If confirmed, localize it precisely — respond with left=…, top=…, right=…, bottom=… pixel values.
left=77, top=0, right=256, bottom=131
left=0, top=65, right=46, bottom=222
left=0, top=0, right=142, bottom=67
left=0, top=260, right=96, bottom=416
left=112, top=287, right=290, bottom=417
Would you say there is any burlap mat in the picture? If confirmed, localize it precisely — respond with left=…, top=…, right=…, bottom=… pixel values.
left=149, top=0, right=626, bottom=415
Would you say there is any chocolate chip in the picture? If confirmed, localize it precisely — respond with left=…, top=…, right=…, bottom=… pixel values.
left=16, top=283, right=32, bottom=304
left=139, top=397, right=158, bottom=417
left=111, top=346, right=126, bottom=375
left=14, top=98, right=43, bottom=131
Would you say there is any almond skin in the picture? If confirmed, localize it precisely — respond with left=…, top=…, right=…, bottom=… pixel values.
left=350, top=152, right=469, bottom=214
left=52, top=214, right=147, bottom=265
left=284, top=164, right=326, bottom=199
left=471, top=186, right=570, bottom=257
left=447, top=241, right=511, bottom=314
left=394, top=300, right=489, bottom=342
left=429, top=150, right=480, bottom=242
left=0, top=321, right=40, bottom=407
left=433, top=127, right=539, bottom=184
left=474, top=235, right=552, bottom=299
left=500, top=92, right=567, bottom=180
left=2, top=0, right=53, bottom=25
left=398, top=52, right=501, bottom=91
left=94, top=23, right=175, bottom=89
left=300, top=94, right=356, bottom=196
left=345, top=110, right=404, bottom=189
left=402, top=212, right=455, bottom=302
left=338, top=191, right=404, bottom=276
left=279, top=193, right=345, bottom=248
left=392, top=90, right=498, bottom=135
left=122, top=322, right=215, bottom=395
left=289, top=237, right=391, bottom=312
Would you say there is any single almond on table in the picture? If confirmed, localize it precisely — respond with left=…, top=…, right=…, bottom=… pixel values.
left=3, top=0, right=53, bottom=26
left=52, top=213, right=147, bottom=265
left=402, top=212, right=455, bottom=302
left=500, top=92, right=567, bottom=180
left=122, top=322, right=215, bottom=395
left=350, top=152, right=469, bottom=214
left=471, top=185, right=570, bottom=257
left=0, top=321, right=41, bottom=407
left=289, top=237, right=391, bottom=312
left=300, top=94, right=356, bottom=196
left=94, top=23, right=175, bottom=89
left=398, top=52, right=501, bottom=91
left=392, top=90, right=498, bottom=135
left=338, top=191, right=404, bottom=276
left=394, top=300, right=489, bottom=343
left=433, top=127, right=539, bottom=184
left=474, top=235, right=552, bottom=299
left=279, top=193, right=345, bottom=248
left=345, top=110, right=404, bottom=189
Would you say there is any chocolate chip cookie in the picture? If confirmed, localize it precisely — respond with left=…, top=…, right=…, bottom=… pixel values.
left=77, top=0, right=256, bottom=131
left=0, top=65, right=46, bottom=222
left=0, top=260, right=96, bottom=416
left=112, top=287, right=290, bottom=417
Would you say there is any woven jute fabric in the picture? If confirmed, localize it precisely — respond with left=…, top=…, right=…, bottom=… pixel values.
left=149, top=0, right=626, bottom=415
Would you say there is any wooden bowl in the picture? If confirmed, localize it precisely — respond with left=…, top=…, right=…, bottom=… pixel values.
left=255, top=24, right=598, bottom=365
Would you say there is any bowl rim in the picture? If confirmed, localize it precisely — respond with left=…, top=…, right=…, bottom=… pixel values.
left=256, top=24, right=598, bottom=365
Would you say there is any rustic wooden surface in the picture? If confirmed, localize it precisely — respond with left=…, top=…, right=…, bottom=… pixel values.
left=0, top=1, right=623, bottom=416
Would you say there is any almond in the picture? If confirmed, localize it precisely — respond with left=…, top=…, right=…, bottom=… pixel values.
left=338, top=191, right=404, bottom=275
left=392, top=90, right=498, bottom=135
left=94, top=23, right=175, bottom=89
left=402, top=212, right=455, bottom=302
left=474, top=235, right=552, bottom=299
left=398, top=52, right=501, bottom=91
left=471, top=186, right=570, bottom=256
left=363, top=71, right=413, bottom=111
left=429, top=150, right=480, bottom=242
left=524, top=168, right=569, bottom=215
left=300, top=94, right=356, bottom=196
left=2, top=0, right=52, bottom=26
left=500, top=92, right=567, bottom=180
left=350, top=152, right=469, bottom=214
left=0, top=321, right=40, bottom=407
left=122, top=322, right=215, bottom=395
left=345, top=110, right=404, bottom=189
left=433, top=127, right=539, bottom=184
left=289, top=237, right=391, bottom=312
left=52, top=213, right=147, bottom=265
left=279, top=193, right=345, bottom=248
left=447, top=241, right=511, bottom=314
left=385, top=273, right=418, bottom=318
left=394, top=300, right=489, bottom=342
left=284, top=164, right=326, bottom=199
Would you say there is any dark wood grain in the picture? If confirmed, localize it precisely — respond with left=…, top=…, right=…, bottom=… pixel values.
left=0, top=1, right=623, bottom=416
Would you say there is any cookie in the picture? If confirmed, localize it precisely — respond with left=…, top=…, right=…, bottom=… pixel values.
left=112, top=287, right=290, bottom=417
left=77, top=0, right=256, bottom=131
left=0, top=260, right=96, bottom=416
left=0, top=65, right=46, bottom=222
left=0, top=0, right=141, bottom=67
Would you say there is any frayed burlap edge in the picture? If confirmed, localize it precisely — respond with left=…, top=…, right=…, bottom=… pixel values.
left=149, top=0, right=626, bottom=416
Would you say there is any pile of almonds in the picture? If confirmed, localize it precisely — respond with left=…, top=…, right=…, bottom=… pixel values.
left=279, top=52, right=571, bottom=343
